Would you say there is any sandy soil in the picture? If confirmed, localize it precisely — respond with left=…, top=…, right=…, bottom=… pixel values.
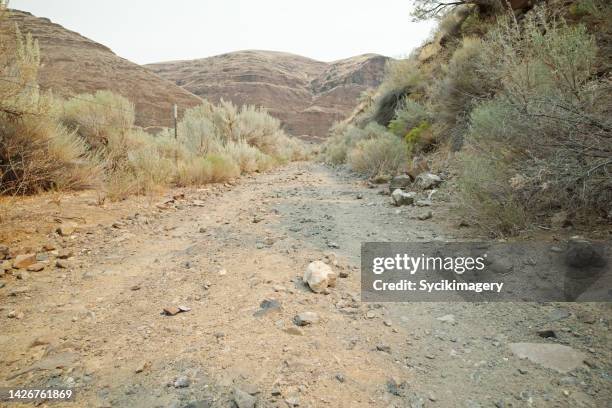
left=0, top=163, right=610, bottom=408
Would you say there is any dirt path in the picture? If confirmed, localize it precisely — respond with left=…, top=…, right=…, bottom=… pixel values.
left=1, top=163, right=610, bottom=408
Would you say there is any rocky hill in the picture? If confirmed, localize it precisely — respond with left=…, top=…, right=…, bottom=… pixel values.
left=4, top=10, right=202, bottom=128
left=147, top=51, right=389, bottom=140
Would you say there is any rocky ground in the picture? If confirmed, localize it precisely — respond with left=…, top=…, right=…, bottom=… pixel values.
left=0, top=163, right=610, bottom=408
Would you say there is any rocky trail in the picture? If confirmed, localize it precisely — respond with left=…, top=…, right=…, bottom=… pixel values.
left=0, top=163, right=610, bottom=408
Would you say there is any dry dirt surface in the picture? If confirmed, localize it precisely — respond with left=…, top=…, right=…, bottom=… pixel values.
left=0, top=163, right=610, bottom=408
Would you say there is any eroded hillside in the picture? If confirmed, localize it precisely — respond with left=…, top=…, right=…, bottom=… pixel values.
left=4, top=10, right=202, bottom=128
left=147, top=50, right=388, bottom=140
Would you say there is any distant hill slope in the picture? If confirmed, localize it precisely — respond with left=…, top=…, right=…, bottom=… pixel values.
left=5, top=10, right=202, bottom=128
left=147, top=50, right=389, bottom=140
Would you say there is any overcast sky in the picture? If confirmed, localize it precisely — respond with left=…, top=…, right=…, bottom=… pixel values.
left=10, top=0, right=436, bottom=64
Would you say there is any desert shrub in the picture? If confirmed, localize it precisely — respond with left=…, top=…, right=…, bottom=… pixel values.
left=0, top=14, right=98, bottom=194
left=388, top=99, right=431, bottom=137
left=176, top=157, right=213, bottom=186
left=404, top=121, right=433, bottom=154
left=347, top=132, right=407, bottom=177
left=379, top=58, right=423, bottom=94
left=322, top=123, right=390, bottom=165
left=458, top=151, right=528, bottom=235
left=178, top=101, right=304, bottom=164
left=61, top=91, right=135, bottom=151
left=206, top=153, right=240, bottom=182
left=430, top=36, right=495, bottom=128
left=460, top=8, right=612, bottom=232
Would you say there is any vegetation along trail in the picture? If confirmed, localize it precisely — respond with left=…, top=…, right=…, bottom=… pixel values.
left=1, top=162, right=610, bottom=407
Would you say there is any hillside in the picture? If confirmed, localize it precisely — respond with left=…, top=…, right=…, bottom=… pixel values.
left=147, top=50, right=388, bottom=140
left=4, top=10, right=202, bottom=128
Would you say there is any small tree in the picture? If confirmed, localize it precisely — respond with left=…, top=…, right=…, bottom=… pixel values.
left=411, top=0, right=503, bottom=20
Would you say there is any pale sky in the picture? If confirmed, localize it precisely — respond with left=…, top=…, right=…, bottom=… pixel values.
left=10, top=0, right=436, bottom=64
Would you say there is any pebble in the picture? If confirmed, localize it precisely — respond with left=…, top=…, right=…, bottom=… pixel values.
left=233, top=388, right=256, bottom=408
left=294, top=312, right=319, bottom=326
left=27, top=263, right=45, bottom=272
left=173, top=376, right=190, bottom=388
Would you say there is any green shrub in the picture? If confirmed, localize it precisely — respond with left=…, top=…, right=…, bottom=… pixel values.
left=388, top=99, right=430, bottom=137
left=404, top=121, right=432, bottom=154
left=460, top=7, right=611, bottom=231
left=61, top=91, right=135, bottom=151
left=347, top=131, right=407, bottom=177
left=431, top=36, right=494, bottom=128
left=206, top=153, right=241, bottom=182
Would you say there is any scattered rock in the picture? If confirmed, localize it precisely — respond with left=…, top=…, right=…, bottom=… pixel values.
left=27, top=263, right=45, bottom=272
left=233, top=388, right=257, bottom=408
left=173, top=376, right=190, bottom=388
left=303, top=261, right=336, bottom=293
left=163, top=306, right=186, bottom=316
left=391, top=189, right=415, bottom=206
left=376, top=343, right=391, bottom=353
left=42, top=243, right=56, bottom=251
left=294, top=312, right=319, bottom=326
left=56, top=223, right=77, bottom=236
left=548, top=308, right=570, bottom=322
left=509, top=343, right=587, bottom=373
left=253, top=299, right=281, bottom=317
left=338, top=270, right=349, bottom=278
left=1, top=260, right=11, bottom=271
left=134, top=361, right=151, bottom=373
left=0, top=281, right=5, bottom=289
left=218, top=268, right=227, bottom=276
left=415, top=199, right=432, bottom=207
left=389, top=174, right=412, bottom=192
left=417, top=211, right=433, bottom=220
left=386, top=378, right=408, bottom=397
left=13, top=254, right=36, bottom=269
left=335, top=373, right=345, bottom=383
left=415, top=172, right=442, bottom=189
left=356, top=193, right=363, bottom=199
left=383, top=320, right=392, bottom=327
left=436, top=314, right=456, bottom=324
left=57, top=249, right=74, bottom=259
left=285, top=397, right=300, bottom=407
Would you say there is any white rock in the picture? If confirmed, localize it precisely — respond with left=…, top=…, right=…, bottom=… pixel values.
left=294, top=312, right=319, bottom=326
left=304, top=261, right=336, bottom=293
left=415, top=173, right=442, bottom=189
left=391, top=189, right=416, bottom=206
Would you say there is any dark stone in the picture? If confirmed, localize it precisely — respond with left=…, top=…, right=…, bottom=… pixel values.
left=565, top=239, right=607, bottom=270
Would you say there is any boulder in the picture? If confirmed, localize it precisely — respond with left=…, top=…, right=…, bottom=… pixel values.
left=391, top=189, right=416, bottom=206
left=415, top=173, right=442, bottom=190
left=389, top=175, right=412, bottom=193
left=13, top=254, right=36, bottom=269
left=304, top=261, right=336, bottom=293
